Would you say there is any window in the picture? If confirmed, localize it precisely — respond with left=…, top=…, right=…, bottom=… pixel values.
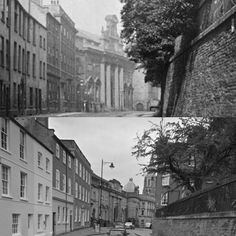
left=82, top=187, right=84, bottom=201
left=0, top=36, right=4, bottom=67
left=32, top=53, right=36, bottom=77
left=39, top=35, right=42, bottom=48
left=38, top=214, right=42, bottom=230
left=27, top=16, right=30, bottom=41
left=44, top=215, right=49, bottom=230
left=162, top=174, right=170, bottom=186
left=6, top=39, right=9, bottom=69
left=62, top=174, right=66, bottom=192
left=13, top=83, right=17, bottom=106
left=1, top=118, right=8, bottom=150
left=12, top=214, right=20, bottom=234
left=68, top=156, right=71, bottom=168
left=20, top=172, right=27, bottom=199
left=83, top=166, right=85, bottom=180
left=57, top=206, right=60, bottom=223
left=43, top=62, right=45, bottom=79
left=19, top=130, right=25, bottom=159
left=161, top=192, right=168, bottom=206
left=2, top=165, right=10, bottom=195
left=68, top=178, right=71, bottom=195
left=38, top=152, right=42, bottom=168
left=79, top=163, right=82, bottom=177
left=88, top=191, right=90, bottom=203
left=33, top=21, right=36, bottom=45
left=75, top=159, right=78, bottom=174
left=75, top=207, right=77, bottom=222
left=13, top=42, right=17, bottom=70
left=78, top=208, right=81, bottom=222
left=22, top=48, right=25, bottom=74
left=45, top=186, right=49, bottom=202
left=43, top=38, right=46, bottom=50
left=56, top=143, right=59, bottom=158
left=39, top=61, right=42, bottom=79
left=26, top=51, right=30, bottom=75
left=56, top=169, right=60, bottom=190
left=18, top=45, right=21, bottom=72
left=29, top=87, right=33, bottom=106
left=63, top=150, right=66, bottom=164
left=62, top=207, right=66, bottom=223
left=46, top=158, right=50, bottom=172
left=79, top=185, right=81, bottom=200
left=38, top=183, right=42, bottom=201
left=85, top=189, right=87, bottom=203
left=75, top=182, right=78, bottom=198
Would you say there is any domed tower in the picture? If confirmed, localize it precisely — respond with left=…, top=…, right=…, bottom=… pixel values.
left=124, top=178, right=140, bottom=225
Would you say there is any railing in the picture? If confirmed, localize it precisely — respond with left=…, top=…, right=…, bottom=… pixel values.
left=156, top=178, right=236, bottom=217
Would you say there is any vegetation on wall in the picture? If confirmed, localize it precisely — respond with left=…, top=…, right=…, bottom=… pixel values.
left=120, top=0, right=199, bottom=115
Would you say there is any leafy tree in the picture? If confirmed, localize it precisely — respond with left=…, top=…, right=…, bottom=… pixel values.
left=120, top=0, right=199, bottom=115
left=132, top=118, right=236, bottom=193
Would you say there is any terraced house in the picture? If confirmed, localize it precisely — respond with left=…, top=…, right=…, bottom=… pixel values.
left=0, top=0, right=47, bottom=116
left=0, top=118, right=53, bottom=236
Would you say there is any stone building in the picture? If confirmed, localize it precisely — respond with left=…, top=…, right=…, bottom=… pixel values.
left=76, top=15, right=134, bottom=112
left=123, top=178, right=156, bottom=227
left=91, top=173, right=127, bottom=226
left=43, top=0, right=78, bottom=113
left=0, top=118, right=53, bottom=236
left=133, top=68, right=161, bottom=111
left=0, top=0, right=47, bottom=116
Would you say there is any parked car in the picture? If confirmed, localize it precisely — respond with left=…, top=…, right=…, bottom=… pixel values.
left=149, top=99, right=160, bottom=111
left=145, top=222, right=152, bottom=229
left=125, top=222, right=135, bottom=229
left=107, top=229, right=129, bottom=236
left=113, top=222, right=125, bottom=229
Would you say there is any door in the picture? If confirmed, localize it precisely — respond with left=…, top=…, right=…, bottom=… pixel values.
left=70, top=210, right=73, bottom=231
left=81, top=210, right=85, bottom=226
left=53, top=212, right=56, bottom=236
left=28, top=214, right=33, bottom=236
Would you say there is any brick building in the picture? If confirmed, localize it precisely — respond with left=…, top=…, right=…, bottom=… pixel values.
left=0, top=0, right=47, bottom=116
left=61, top=140, right=92, bottom=230
left=76, top=15, right=134, bottom=112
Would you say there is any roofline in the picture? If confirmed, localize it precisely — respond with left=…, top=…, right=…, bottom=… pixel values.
left=10, top=118, right=53, bottom=154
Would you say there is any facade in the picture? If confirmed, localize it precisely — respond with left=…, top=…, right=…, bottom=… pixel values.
left=16, top=118, right=75, bottom=235
left=76, top=15, right=134, bottom=112
left=46, top=12, right=61, bottom=113
left=133, top=68, right=161, bottom=111
left=124, top=178, right=155, bottom=227
left=91, top=174, right=127, bottom=226
left=0, top=0, right=47, bottom=116
left=44, top=0, right=78, bottom=113
left=61, top=140, right=92, bottom=230
left=0, top=118, right=53, bottom=236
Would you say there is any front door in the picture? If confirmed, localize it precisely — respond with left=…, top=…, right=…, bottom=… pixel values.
left=28, top=214, right=33, bottom=236
left=70, top=210, right=73, bottom=231
left=53, top=212, right=56, bottom=236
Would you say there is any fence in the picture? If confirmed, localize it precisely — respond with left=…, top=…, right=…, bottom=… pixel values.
left=156, top=178, right=236, bottom=217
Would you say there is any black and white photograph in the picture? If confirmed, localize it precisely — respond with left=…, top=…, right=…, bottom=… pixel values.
left=1, top=0, right=236, bottom=236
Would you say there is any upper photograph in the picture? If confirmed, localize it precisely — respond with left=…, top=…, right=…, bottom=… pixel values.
left=0, top=0, right=236, bottom=117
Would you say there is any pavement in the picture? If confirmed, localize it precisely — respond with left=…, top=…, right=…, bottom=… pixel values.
left=60, top=227, right=152, bottom=236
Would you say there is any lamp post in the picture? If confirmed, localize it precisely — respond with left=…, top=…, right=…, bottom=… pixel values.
left=99, top=159, right=114, bottom=230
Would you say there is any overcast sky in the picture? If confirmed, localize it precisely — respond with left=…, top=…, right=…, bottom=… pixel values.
left=49, top=118, right=163, bottom=192
left=58, top=0, right=124, bottom=34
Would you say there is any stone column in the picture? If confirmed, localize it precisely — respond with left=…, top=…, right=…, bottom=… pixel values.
left=119, top=67, right=124, bottom=110
left=100, top=62, right=105, bottom=105
left=114, top=66, right=119, bottom=109
left=106, top=64, right=111, bottom=108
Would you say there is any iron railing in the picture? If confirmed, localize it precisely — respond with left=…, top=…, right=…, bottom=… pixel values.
left=156, top=178, right=236, bottom=217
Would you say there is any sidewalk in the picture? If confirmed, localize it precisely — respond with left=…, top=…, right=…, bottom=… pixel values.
left=61, top=227, right=109, bottom=236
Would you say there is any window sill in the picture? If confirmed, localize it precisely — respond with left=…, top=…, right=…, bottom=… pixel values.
left=2, top=194, right=13, bottom=199
left=20, top=197, right=28, bottom=202
left=46, top=170, right=50, bottom=174
left=38, top=166, right=43, bottom=170
left=45, top=201, right=50, bottom=205
left=20, top=158, right=27, bottom=164
left=37, top=200, right=43, bottom=204
left=12, top=233, right=21, bottom=236
left=0, top=147, right=11, bottom=155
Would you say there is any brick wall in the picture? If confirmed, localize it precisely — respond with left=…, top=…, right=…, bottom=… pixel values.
left=163, top=4, right=236, bottom=117
left=152, top=212, right=236, bottom=236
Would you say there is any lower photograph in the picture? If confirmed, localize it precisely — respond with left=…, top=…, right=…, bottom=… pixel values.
left=0, top=117, right=236, bottom=236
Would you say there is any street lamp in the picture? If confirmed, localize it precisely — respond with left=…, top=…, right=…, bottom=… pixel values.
left=99, top=159, right=114, bottom=230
